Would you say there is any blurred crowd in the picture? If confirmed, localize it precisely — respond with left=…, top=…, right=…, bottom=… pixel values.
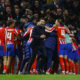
left=0, top=0, right=80, bottom=30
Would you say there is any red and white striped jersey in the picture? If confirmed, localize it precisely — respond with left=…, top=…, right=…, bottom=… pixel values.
left=24, top=27, right=34, bottom=43
left=72, top=41, right=79, bottom=54
left=5, top=27, right=18, bottom=45
left=46, top=26, right=68, bottom=44
left=15, top=28, right=22, bottom=48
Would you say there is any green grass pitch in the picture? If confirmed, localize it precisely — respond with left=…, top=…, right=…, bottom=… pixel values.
left=0, top=75, right=80, bottom=80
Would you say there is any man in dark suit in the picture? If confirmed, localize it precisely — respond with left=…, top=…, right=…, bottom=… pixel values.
left=27, top=19, right=47, bottom=74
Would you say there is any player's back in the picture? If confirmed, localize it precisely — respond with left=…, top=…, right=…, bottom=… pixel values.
left=57, top=26, right=66, bottom=39
left=56, top=26, right=67, bottom=44
left=6, top=27, right=17, bottom=44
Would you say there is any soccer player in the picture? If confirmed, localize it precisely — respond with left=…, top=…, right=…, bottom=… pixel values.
left=19, top=26, right=34, bottom=74
left=45, top=24, right=57, bottom=74
left=72, top=40, right=79, bottom=74
left=46, top=19, right=69, bottom=74
left=5, top=20, right=18, bottom=73
left=65, top=30, right=73, bottom=74
left=15, top=27, right=23, bottom=74
left=27, top=19, right=47, bottom=74
left=0, top=26, right=6, bottom=73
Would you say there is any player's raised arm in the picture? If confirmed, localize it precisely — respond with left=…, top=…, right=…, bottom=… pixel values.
left=23, top=28, right=30, bottom=37
left=45, top=24, right=57, bottom=33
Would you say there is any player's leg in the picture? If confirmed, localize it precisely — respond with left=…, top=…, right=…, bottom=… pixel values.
left=53, top=54, right=59, bottom=74
left=31, top=56, right=38, bottom=74
left=68, top=53, right=75, bottom=75
left=6, top=56, right=12, bottom=73
left=64, top=44, right=70, bottom=74
left=16, top=49, right=23, bottom=74
left=19, top=47, right=31, bottom=74
left=75, top=61, right=79, bottom=75
left=27, top=47, right=37, bottom=74
left=3, top=56, right=7, bottom=73
left=6, top=44, right=13, bottom=74
left=39, top=46, right=47, bottom=74
left=71, top=51, right=75, bottom=74
left=19, top=57, right=29, bottom=74
left=74, top=51, right=79, bottom=74
left=64, top=55, right=69, bottom=74
left=46, top=48, right=53, bottom=74
left=67, top=43, right=73, bottom=74
left=1, top=46, right=7, bottom=74
left=58, top=44, right=65, bottom=74
left=11, top=57, right=15, bottom=74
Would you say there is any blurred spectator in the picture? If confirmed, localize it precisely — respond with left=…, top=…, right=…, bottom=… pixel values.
left=72, top=0, right=80, bottom=16
left=20, top=0, right=31, bottom=15
left=62, top=9, right=69, bottom=25
left=0, top=0, right=79, bottom=31
left=63, top=0, right=73, bottom=10
left=33, top=12, right=39, bottom=21
left=25, top=9, right=33, bottom=19
left=31, top=0, right=41, bottom=14
left=5, top=5, right=14, bottom=20
left=14, top=8, right=21, bottom=21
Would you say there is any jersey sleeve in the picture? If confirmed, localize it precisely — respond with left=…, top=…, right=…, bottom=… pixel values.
left=15, top=29, right=18, bottom=36
left=45, top=25, right=56, bottom=32
left=23, top=28, right=30, bottom=37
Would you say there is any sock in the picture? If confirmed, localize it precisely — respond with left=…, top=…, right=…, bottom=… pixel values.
left=72, top=62, right=75, bottom=73
left=6, top=68, right=9, bottom=74
left=64, top=58, right=69, bottom=73
left=11, top=60, right=15, bottom=74
left=59, top=57, right=65, bottom=73
left=75, top=64, right=79, bottom=74
left=69, top=61, right=72, bottom=73
left=31, top=57, right=37, bottom=70
left=4, top=65, right=7, bottom=73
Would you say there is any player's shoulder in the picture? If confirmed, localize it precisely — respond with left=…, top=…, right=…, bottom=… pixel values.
left=0, top=27, right=5, bottom=29
left=6, top=27, right=15, bottom=31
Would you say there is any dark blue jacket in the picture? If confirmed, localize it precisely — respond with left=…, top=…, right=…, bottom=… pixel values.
left=45, top=24, right=57, bottom=50
left=24, top=22, right=36, bottom=29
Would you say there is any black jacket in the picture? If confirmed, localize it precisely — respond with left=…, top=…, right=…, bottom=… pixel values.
left=31, top=25, right=46, bottom=48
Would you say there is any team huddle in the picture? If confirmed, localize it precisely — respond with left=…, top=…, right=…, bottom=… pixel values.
left=0, top=19, right=79, bottom=75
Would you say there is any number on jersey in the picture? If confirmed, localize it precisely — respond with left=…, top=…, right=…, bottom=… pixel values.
left=7, top=32, right=12, bottom=40
left=61, top=30, right=65, bottom=37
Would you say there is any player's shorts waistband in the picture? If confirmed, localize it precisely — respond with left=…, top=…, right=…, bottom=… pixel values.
left=7, top=42, right=13, bottom=44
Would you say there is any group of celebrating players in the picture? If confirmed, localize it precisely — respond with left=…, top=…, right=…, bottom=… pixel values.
left=0, top=19, right=80, bottom=75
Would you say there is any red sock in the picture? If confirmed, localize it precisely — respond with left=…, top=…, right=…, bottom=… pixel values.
left=64, top=59, right=69, bottom=72
left=75, top=64, right=79, bottom=74
left=72, top=62, right=75, bottom=73
left=31, top=57, right=37, bottom=70
left=11, top=60, right=15, bottom=74
left=69, top=61, right=72, bottom=73
left=59, top=57, right=65, bottom=72
left=6, top=68, right=9, bottom=74
left=4, top=65, right=7, bottom=73
left=16, top=60, right=22, bottom=73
